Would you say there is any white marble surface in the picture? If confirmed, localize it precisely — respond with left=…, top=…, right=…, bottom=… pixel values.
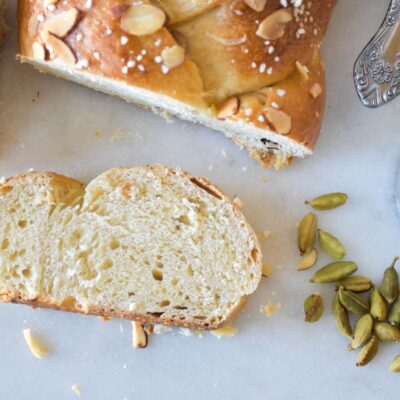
left=1, top=1, right=400, bottom=399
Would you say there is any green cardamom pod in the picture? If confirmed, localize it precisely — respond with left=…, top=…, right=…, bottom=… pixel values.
left=374, top=322, right=400, bottom=342
left=388, top=296, right=400, bottom=325
left=370, top=287, right=388, bottom=321
left=310, top=262, right=357, bottom=284
left=356, top=335, right=379, bottom=367
left=380, top=256, right=399, bottom=304
left=335, top=276, right=372, bottom=293
left=338, top=288, right=369, bottom=315
left=304, top=294, right=324, bottom=323
left=349, top=314, right=373, bottom=350
left=305, top=192, right=348, bottom=210
left=389, top=355, right=400, bottom=373
left=297, top=248, right=318, bottom=271
left=298, top=213, right=318, bottom=255
left=332, top=293, right=352, bottom=338
left=318, top=229, right=345, bottom=260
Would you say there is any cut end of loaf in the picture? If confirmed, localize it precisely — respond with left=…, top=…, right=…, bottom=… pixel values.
left=18, top=55, right=312, bottom=169
left=0, top=165, right=262, bottom=329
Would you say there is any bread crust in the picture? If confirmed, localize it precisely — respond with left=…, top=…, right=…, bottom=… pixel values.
left=17, top=0, right=336, bottom=169
left=0, top=166, right=262, bottom=330
left=0, top=0, right=7, bottom=47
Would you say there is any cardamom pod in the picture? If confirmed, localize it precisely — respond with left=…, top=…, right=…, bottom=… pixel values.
left=370, top=287, right=388, bottom=321
left=310, top=262, right=358, bottom=284
left=304, top=294, right=324, bottom=323
left=318, top=229, right=345, bottom=260
left=388, top=296, right=400, bottom=325
left=356, top=335, right=379, bottom=367
left=297, top=248, right=318, bottom=271
left=374, top=322, right=400, bottom=342
left=305, top=192, right=348, bottom=210
left=349, top=314, right=373, bottom=350
left=338, top=288, right=369, bottom=315
left=389, top=355, right=400, bottom=373
left=380, top=256, right=399, bottom=304
left=335, top=276, right=372, bottom=293
left=332, top=293, right=352, bottom=338
left=298, top=213, right=318, bottom=255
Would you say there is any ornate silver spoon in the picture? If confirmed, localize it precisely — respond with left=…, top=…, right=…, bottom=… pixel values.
left=354, top=0, right=400, bottom=107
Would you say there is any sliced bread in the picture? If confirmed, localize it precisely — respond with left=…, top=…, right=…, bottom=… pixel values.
left=0, top=165, right=262, bottom=329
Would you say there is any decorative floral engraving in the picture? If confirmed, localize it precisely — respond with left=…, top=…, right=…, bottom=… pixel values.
left=354, top=0, right=400, bottom=107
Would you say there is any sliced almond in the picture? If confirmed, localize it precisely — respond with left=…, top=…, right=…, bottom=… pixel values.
left=32, top=42, right=46, bottom=60
left=161, top=45, right=185, bottom=69
left=297, top=248, right=318, bottom=271
left=23, top=329, right=50, bottom=359
left=131, top=321, right=148, bottom=348
left=121, top=4, right=166, bottom=36
left=43, top=0, right=58, bottom=6
left=28, top=14, right=40, bottom=38
left=256, top=9, right=293, bottom=40
left=217, top=97, right=240, bottom=120
left=244, top=0, right=267, bottom=12
left=265, top=107, right=292, bottom=135
left=310, top=83, right=323, bottom=98
left=43, top=32, right=76, bottom=65
left=42, top=8, right=79, bottom=38
left=295, top=61, right=309, bottom=81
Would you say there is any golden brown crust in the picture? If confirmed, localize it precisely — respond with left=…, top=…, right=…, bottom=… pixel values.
left=0, top=289, right=246, bottom=330
left=0, top=166, right=262, bottom=330
left=0, top=0, right=7, bottom=47
left=176, top=0, right=335, bottom=101
left=18, top=0, right=207, bottom=108
left=17, top=0, right=335, bottom=168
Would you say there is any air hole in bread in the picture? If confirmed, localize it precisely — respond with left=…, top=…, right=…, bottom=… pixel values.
left=156, top=262, right=164, bottom=269
left=61, top=296, right=76, bottom=308
left=174, top=305, right=187, bottom=310
left=190, top=178, right=222, bottom=200
left=101, top=259, right=113, bottom=270
left=72, top=230, right=82, bottom=240
left=109, top=239, right=120, bottom=250
left=18, top=220, right=27, bottom=228
left=171, top=277, right=179, bottom=286
left=10, top=252, right=17, bottom=262
left=193, top=316, right=206, bottom=320
left=151, top=269, right=163, bottom=281
left=22, top=267, right=31, bottom=278
left=159, top=300, right=170, bottom=307
left=148, top=312, right=164, bottom=318
left=187, top=265, right=194, bottom=277
left=250, top=247, right=259, bottom=263
left=1, top=238, right=9, bottom=249
left=214, top=293, right=221, bottom=303
left=178, top=215, right=191, bottom=225
left=128, top=291, right=135, bottom=297
left=19, top=249, right=26, bottom=256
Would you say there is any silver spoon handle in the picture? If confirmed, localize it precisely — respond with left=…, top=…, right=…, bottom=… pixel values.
left=354, top=0, right=400, bottom=108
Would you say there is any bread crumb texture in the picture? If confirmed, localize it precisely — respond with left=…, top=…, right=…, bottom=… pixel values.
left=0, top=165, right=262, bottom=329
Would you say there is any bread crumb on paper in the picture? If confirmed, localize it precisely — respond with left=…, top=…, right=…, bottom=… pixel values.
left=72, top=384, right=81, bottom=396
left=262, top=262, right=273, bottom=277
left=260, top=301, right=281, bottom=317
left=210, top=325, right=238, bottom=338
left=110, top=129, right=142, bottom=142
